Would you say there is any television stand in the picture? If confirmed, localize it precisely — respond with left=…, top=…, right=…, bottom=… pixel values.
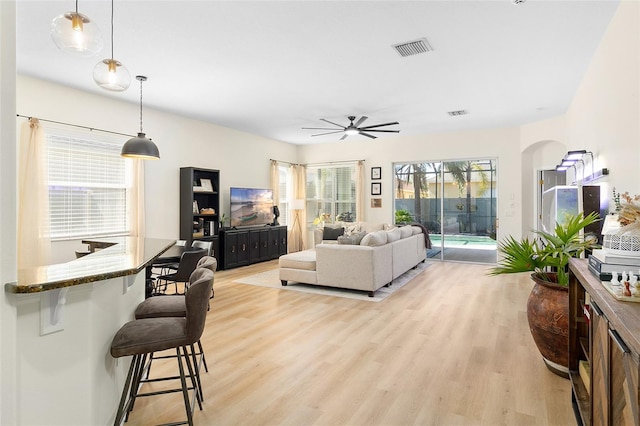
left=219, top=225, right=287, bottom=270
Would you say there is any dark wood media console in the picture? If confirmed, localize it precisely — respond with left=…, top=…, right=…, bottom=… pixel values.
left=219, top=225, right=287, bottom=270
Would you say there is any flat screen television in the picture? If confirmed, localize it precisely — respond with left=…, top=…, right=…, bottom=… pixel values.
left=230, top=187, right=274, bottom=227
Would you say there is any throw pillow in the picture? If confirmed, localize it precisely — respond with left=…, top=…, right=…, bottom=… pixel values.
left=411, top=226, right=423, bottom=235
left=361, top=230, right=388, bottom=246
left=400, top=226, right=413, bottom=239
left=338, top=233, right=365, bottom=245
left=323, top=227, right=345, bottom=240
left=344, top=223, right=361, bottom=236
left=386, top=227, right=402, bottom=242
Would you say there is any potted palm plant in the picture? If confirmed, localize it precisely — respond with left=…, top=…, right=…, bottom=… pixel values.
left=489, top=212, right=600, bottom=377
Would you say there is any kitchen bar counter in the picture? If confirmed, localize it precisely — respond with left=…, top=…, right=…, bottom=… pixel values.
left=5, top=237, right=175, bottom=293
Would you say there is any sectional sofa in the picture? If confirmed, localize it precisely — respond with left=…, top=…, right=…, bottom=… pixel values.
left=279, top=223, right=429, bottom=297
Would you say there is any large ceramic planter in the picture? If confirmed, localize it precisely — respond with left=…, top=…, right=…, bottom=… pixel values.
left=527, top=272, right=569, bottom=378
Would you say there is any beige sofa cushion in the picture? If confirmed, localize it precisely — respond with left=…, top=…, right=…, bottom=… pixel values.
left=279, top=250, right=317, bottom=271
left=400, top=226, right=413, bottom=239
left=361, top=230, right=388, bottom=246
left=386, top=227, right=402, bottom=242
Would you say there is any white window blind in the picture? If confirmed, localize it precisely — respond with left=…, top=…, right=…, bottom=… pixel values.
left=306, top=164, right=357, bottom=226
left=46, top=129, right=129, bottom=240
left=278, top=165, right=290, bottom=226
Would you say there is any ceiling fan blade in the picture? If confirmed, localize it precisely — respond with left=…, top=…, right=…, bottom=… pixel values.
left=360, top=132, right=377, bottom=139
left=361, top=129, right=400, bottom=133
left=312, top=130, right=346, bottom=137
left=359, top=121, right=399, bottom=130
left=353, top=116, right=368, bottom=127
left=320, top=118, right=346, bottom=129
left=340, top=134, right=349, bottom=141
left=302, top=127, right=343, bottom=130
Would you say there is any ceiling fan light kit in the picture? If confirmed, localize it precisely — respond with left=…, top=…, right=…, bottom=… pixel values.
left=302, top=115, right=399, bottom=141
left=93, top=0, right=131, bottom=92
left=51, top=0, right=103, bottom=57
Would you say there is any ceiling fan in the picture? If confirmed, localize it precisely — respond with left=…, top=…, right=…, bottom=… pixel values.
left=302, top=116, right=400, bottom=140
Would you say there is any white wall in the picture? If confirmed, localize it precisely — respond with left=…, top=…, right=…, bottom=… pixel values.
left=517, top=1, right=640, bottom=231
left=564, top=0, right=640, bottom=197
left=298, top=126, right=523, bottom=242
left=1, top=2, right=18, bottom=425
left=16, top=75, right=299, bottom=242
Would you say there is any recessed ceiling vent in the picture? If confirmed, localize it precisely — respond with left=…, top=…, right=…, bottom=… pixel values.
left=392, top=38, right=433, bottom=57
left=447, top=110, right=468, bottom=116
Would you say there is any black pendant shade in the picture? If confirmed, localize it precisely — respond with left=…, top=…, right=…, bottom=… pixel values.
left=121, top=132, right=160, bottom=159
left=121, top=75, right=160, bottom=159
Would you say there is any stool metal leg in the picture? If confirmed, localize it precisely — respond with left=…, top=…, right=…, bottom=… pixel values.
left=114, top=355, right=138, bottom=426
left=197, top=340, right=208, bottom=373
left=176, top=346, right=194, bottom=426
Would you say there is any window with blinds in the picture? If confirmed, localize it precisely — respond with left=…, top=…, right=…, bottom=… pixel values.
left=306, top=164, right=357, bottom=226
left=278, top=165, right=290, bottom=226
left=46, top=130, right=129, bottom=240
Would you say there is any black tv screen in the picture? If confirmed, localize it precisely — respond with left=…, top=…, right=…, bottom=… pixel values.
left=230, top=187, right=274, bottom=227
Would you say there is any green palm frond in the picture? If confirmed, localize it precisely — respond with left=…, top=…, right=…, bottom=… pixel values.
left=488, top=236, right=545, bottom=275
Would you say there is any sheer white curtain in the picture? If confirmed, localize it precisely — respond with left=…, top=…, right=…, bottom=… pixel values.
left=127, top=159, right=145, bottom=237
left=288, top=164, right=307, bottom=252
left=355, top=160, right=365, bottom=221
left=18, top=118, right=51, bottom=268
left=270, top=159, right=280, bottom=206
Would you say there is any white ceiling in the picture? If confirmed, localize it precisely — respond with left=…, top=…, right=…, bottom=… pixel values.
left=16, top=0, right=620, bottom=145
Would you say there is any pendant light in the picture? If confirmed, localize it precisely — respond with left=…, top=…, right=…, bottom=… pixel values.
left=93, top=0, right=130, bottom=91
left=122, top=76, right=160, bottom=160
left=51, top=0, right=103, bottom=57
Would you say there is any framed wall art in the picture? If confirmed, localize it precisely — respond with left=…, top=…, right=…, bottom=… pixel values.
left=371, top=167, right=381, bottom=180
left=371, top=182, right=381, bottom=196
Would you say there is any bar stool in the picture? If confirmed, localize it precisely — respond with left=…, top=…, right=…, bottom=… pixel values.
left=111, top=267, right=214, bottom=426
left=134, top=256, right=216, bottom=398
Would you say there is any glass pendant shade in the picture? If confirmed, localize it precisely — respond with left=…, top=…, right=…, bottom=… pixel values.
left=51, top=12, right=103, bottom=57
left=93, top=59, right=131, bottom=91
left=121, top=133, right=160, bottom=160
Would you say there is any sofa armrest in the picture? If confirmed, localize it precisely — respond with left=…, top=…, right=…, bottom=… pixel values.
left=316, top=244, right=392, bottom=291
left=313, top=228, right=323, bottom=246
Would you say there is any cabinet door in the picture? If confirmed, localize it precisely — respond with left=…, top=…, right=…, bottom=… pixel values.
left=278, top=227, right=288, bottom=256
left=259, top=229, right=270, bottom=261
left=609, top=329, right=640, bottom=425
left=591, top=301, right=610, bottom=425
left=236, top=231, right=249, bottom=266
left=248, top=230, right=261, bottom=264
left=224, top=232, right=238, bottom=269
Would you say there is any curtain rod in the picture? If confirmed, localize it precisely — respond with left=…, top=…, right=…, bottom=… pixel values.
left=16, top=114, right=134, bottom=138
left=270, top=158, right=364, bottom=166
left=304, top=159, right=364, bottom=166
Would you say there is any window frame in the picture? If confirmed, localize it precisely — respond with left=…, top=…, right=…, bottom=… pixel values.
left=44, top=126, right=132, bottom=241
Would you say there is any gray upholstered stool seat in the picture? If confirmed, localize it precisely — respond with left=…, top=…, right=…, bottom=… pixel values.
left=134, top=256, right=216, bottom=379
left=111, top=267, right=214, bottom=426
left=134, top=295, right=186, bottom=319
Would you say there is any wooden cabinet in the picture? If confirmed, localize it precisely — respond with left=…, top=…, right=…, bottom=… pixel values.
left=220, top=225, right=287, bottom=270
left=179, top=167, right=220, bottom=263
left=569, top=259, right=640, bottom=426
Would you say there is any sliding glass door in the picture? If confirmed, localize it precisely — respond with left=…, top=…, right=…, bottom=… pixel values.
left=393, top=158, right=497, bottom=264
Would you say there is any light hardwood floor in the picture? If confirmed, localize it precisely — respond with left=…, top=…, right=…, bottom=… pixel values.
left=124, top=260, right=575, bottom=426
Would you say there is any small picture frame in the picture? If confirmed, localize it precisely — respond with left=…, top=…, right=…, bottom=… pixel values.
left=371, top=167, right=381, bottom=180
left=193, top=200, right=199, bottom=214
left=200, top=179, right=213, bottom=192
left=371, top=182, right=381, bottom=196
left=371, top=198, right=382, bottom=208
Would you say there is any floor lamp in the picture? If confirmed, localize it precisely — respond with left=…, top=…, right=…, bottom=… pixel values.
left=290, top=199, right=305, bottom=252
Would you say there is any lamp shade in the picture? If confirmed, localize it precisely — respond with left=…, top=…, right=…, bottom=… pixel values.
left=51, top=12, right=103, bottom=57
left=121, top=133, right=160, bottom=160
left=291, top=199, right=305, bottom=210
left=93, top=59, right=131, bottom=91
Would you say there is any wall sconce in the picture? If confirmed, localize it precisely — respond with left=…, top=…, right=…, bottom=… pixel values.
left=555, top=150, right=609, bottom=183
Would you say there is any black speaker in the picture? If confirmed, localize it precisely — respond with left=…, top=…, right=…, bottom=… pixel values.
left=582, top=185, right=602, bottom=240
left=272, top=205, right=280, bottom=226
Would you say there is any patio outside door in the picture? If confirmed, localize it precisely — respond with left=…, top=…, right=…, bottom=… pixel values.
left=393, top=158, right=498, bottom=264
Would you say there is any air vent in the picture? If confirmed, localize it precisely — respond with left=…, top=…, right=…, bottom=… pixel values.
left=447, top=110, right=468, bottom=116
left=392, top=38, right=433, bottom=57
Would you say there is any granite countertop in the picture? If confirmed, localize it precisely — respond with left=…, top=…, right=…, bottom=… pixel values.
left=5, top=237, right=176, bottom=294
